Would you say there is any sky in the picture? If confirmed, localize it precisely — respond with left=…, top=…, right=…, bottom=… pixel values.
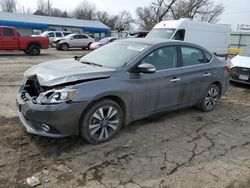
left=18, top=0, right=250, bottom=31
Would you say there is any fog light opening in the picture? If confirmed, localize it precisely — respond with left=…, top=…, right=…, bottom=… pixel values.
left=41, top=124, right=50, bottom=132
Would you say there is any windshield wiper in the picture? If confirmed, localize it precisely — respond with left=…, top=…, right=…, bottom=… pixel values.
left=80, top=61, right=102, bottom=67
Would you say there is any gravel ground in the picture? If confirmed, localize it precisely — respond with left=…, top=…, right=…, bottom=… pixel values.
left=0, top=49, right=250, bottom=188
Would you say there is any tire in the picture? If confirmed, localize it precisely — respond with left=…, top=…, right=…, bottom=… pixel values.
left=27, top=44, right=40, bottom=56
left=197, top=84, right=220, bottom=112
left=87, top=43, right=92, bottom=50
left=80, top=99, right=123, bottom=144
left=61, top=43, right=69, bottom=51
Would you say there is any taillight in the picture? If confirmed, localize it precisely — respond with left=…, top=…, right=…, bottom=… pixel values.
left=225, top=64, right=231, bottom=73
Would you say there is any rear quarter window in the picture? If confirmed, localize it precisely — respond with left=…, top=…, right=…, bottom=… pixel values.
left=204, top=52, right=213, bottom=62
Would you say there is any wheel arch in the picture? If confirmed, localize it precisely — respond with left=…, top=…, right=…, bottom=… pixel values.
left=27, top=41, right=41, bottom=49
left=211, top=81, right=222, bottom=98
left=78, top=95, right=128, bottom=134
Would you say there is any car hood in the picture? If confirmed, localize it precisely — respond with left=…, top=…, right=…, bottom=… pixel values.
left=24, top=58, right=115, bottom=87
left=231, top=55, right=250, bottom=68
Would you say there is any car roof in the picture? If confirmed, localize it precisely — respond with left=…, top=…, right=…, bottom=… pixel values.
left=0, top=26, right=15, bottom=29
left=120, top=38, right=212, bottom=53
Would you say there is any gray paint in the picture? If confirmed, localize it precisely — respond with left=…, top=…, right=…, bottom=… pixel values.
left=16, top=39, right=230, bottom=137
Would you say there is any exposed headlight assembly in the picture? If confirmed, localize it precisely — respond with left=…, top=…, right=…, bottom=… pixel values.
left=37, top=89, right=78, bottom=104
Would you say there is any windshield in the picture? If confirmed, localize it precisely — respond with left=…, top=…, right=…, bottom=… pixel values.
left=146, top=28, right=176, bottom=39
left=239, top=45, right=250, bottom=57
left=65, top=34, right=75, bottom=38
left=79, top=41, right=149, bottom=68
left=40, top=31, right=49, bottom=36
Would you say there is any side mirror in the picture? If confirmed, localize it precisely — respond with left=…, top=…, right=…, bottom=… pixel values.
left=70, top=37, right=73, bottom=40
left=136, top=63, right=156, bottom=74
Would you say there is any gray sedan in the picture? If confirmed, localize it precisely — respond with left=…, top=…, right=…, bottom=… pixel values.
left=16, top=38, right=230, bottom=144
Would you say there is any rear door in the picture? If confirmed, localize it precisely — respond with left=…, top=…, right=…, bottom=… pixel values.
left=77, top=35, right=89, bottom=47
left=178, top=45, right=213, bottom=107
left=2, top=28, right=18, bottom=50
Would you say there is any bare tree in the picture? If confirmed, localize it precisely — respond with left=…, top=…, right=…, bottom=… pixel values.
left=72, top=0, right=97, bottom=20
left=136, top=0, right=178, bottom=30
left=33, top=0, right=51, bottom=15
left=96, top=11, right=119, bottom=30
left=115, top=10, right=135, bottom=32
left=170, top=0, right=224, bottom=23
left=136, top=6, right=156, bottom=30
left=0, top=0, right=17, bottom=12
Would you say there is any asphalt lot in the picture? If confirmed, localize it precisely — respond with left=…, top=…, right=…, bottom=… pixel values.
left=0, top=49, right=250, bottom=188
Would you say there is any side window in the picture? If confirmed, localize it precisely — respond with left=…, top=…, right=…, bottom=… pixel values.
left=55, top=32, right=62, bottom=37
left=78, top=35, right=88, bottom=39
left=173, top=29, right=185, bottom=41
left=204, top=52, right=213, bottom=62
left=47, top=32, right=55, bottom=37
left=181, top=47, right=205, bottom=67
left=3, top=28, right=14, bottom=36
left=63, top=32, right=71, bottom=36
left=73, top=35, right=79, bottom=39
left=141, top=46, right=177, bottom=71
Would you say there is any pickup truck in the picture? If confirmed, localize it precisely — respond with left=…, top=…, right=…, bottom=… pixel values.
left=0, top=26, right=49, bottom=55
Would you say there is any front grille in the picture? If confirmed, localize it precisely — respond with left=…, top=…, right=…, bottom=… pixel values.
left=25, top=79, right=41, bottom=97
left=231, top=67, right=250, bottom=75
left=20, top=76, right=44, bottom=103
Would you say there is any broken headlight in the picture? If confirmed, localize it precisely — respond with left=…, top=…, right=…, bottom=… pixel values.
left=37, top=89, right=78, bottom=104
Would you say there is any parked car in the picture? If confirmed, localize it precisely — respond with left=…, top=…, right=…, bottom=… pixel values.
left=146, top=18, right=231, bottom=58
left=90, top=37, right=118, bottom=50
left=16, top=38, right=230, bottom=144
left=230, top=45, right=250, bottom=84
left=34, top=31, right=72, bottom=45
left=57, top=34, right=95, bottom=51
left=0, top=26, right=49, bottom=55
left=127, top=31, right=149, bottom=38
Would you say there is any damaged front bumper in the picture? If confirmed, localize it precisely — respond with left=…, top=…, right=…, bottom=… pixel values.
left=16, top=79, right=89, bottom=138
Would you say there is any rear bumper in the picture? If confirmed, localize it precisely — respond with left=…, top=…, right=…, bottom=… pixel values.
left=230, top=77, right=250, bottom=85
left=16, top=93, right=89, bottom=138
left=230, top=67, right=250, bottom=85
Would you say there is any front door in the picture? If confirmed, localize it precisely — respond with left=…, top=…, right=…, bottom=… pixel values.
left=2, top=28, right=18, bottom=50
left=130, top=46, right=182, bottom=117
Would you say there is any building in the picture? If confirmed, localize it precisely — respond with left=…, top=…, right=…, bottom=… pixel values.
left=0, top=11, right=110, bottom=39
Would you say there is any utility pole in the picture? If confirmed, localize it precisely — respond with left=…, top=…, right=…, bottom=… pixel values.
left=48, top=0, right=51, bottom=16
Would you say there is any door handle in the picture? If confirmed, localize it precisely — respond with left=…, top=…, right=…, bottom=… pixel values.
left=170, top=77, right=181, bottom=82
left=203, top=73, right=211, bottom=77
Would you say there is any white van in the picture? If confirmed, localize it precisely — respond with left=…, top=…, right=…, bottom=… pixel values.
left=146, top=18, right=231, bottom=57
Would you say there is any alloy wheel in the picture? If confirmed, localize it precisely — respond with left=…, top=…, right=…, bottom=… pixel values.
left=204, top=87, right=219, bottom=110
left=88, top=106, right=120, bottom=141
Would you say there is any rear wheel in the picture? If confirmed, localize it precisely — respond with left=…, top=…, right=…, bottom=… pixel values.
left=80, top=99, right=123, bottom=144
left=28, top=44, right=40, bottom=56
left=197, top=84, right=220, bottom=112
left=61, top=43, right=69, bottom=51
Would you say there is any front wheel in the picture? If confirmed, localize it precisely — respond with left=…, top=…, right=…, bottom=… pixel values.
left=80, top=99, right=123, bottom=144
left=197, top=84, right=220, bottom=112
